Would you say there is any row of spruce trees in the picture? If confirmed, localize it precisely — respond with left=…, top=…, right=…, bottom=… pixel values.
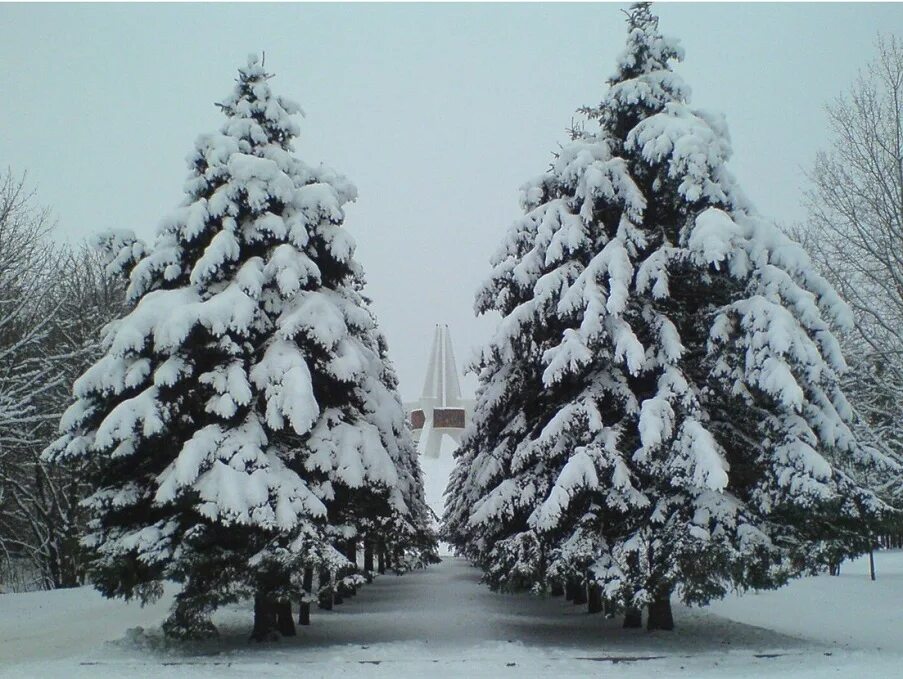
left=42, top=3, right=899, bottom=640
left=44, top=55, right=438, bottom=640
left=444, top=4, right=900, bottom=631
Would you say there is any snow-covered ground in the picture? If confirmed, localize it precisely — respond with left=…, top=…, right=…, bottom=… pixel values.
left=707, top=550, right=903, bottom=653
left=2, top=551, right=902, bottom=678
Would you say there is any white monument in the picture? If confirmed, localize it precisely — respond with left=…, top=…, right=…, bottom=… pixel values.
left=406, top=324, right=474, bottom=459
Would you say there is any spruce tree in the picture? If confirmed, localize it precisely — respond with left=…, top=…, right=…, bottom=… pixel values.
left=45, top=55, right=433, bottom=639
left=362, top=316, right=440, bottom=571
left=445, top=3, right=896, bottom=630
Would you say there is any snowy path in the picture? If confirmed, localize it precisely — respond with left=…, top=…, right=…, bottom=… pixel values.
left=3, top=555, right=903, bottom=678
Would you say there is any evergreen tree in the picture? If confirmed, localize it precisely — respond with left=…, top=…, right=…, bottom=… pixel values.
left=445, top=3, right=897, bottom=630
left=45, top=56, right=433, bottom=639
left=362, top=314, right=440, bottom=572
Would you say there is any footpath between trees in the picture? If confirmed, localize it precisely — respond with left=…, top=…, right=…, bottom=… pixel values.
left=5, top=554, right=903, bottom=678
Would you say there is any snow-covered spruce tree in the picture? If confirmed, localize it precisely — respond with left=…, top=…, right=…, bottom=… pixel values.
left=45, top=56, right=433, bottom=639
left=354, top=311, right=439, bottom=573
left=445, top=3, right=896, bottom=630
left=314, top=297, right=438, bottom=603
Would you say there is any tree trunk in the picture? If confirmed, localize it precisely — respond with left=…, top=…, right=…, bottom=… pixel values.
left=346, top=538, right=358, bottom=569
left=646, top=593, right=674, bottom=631
left=298, top=600, right=311, bottom=626
left=299, top=568, right=313, bottom=625
left=317, top=569, right=333, bottom=610
left=378, top=547, right=386, bottom=574
left=572, top=580, right=587, bottom=605
left=565, top=580, right=577, bottom=601
left=251, top=592, right=278, bottom=641
left=587, top=583, right=603, bottom=614
left=346, top=539, right=358, bottom=596
left=364, top=541, right=374, bottom=582
left=550, top=580, right=564, bottom=597
left=276, top=601, right=296, bottom=636
left=364, top=540, right=373, bottom=582
left=869, top=548, right=876, bottom=581
left=623, top=607, right=642, bottom=628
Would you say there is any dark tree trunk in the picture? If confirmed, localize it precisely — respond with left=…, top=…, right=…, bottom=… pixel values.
left=346, top=539, right=358, bottom=596
left=646, top=593, right=674, bottom=631
left=623, top=607, right=642, bottom=628
left=298, top=601, right=311, bottom=625
left=334, top=567, right=346, bottom=604
left=317, top=569, right=333, bottom=610
left=869, top=549, right=876, bottom=581
left=346, top=538, right=358, bottom=568
left=587, top=583, right=603, bottom=614
left=251, top=593, right=278, bottom=641
left=378, top=547, right=386, bottom=574
left=550, top=580, right=564, bottom=597
left=622, top=551, right=642, bottom=628
left=299, top=568, right=313, bottom=625
left=364, top=541, right=374, bottom=582
left=565, top=580, right=577, bottom=601
left=572, top=580, right=587, bottom=605
left=276, top=601, right=296, bottom=636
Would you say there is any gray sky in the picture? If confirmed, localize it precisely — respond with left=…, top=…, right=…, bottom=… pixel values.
left=2, top=2, right=901, bottom=401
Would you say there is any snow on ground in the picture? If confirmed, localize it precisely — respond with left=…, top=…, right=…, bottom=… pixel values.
left=2, top=552, right=902, bottom=678
left=707, top=548, right=903, bottom=652
left=0, top=581, right=172, bottom=667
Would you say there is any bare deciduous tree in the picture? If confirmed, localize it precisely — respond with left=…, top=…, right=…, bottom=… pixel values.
left=0, top=169, right=62, bottom=587
left=0, top=170, right=129, bottom=590
left=0, top=170, right=59, bottom=446
left=800, top=35, right=903, bottom=504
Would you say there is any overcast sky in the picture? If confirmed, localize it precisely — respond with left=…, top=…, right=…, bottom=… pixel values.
left=2, top=2, right=901, bottom=401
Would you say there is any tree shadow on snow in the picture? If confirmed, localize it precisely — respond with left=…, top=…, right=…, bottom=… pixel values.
left=100, top=558, right=822, bottom=667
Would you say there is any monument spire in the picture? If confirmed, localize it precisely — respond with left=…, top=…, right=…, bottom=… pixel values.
left=407, top=324, right=473, bottom=458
